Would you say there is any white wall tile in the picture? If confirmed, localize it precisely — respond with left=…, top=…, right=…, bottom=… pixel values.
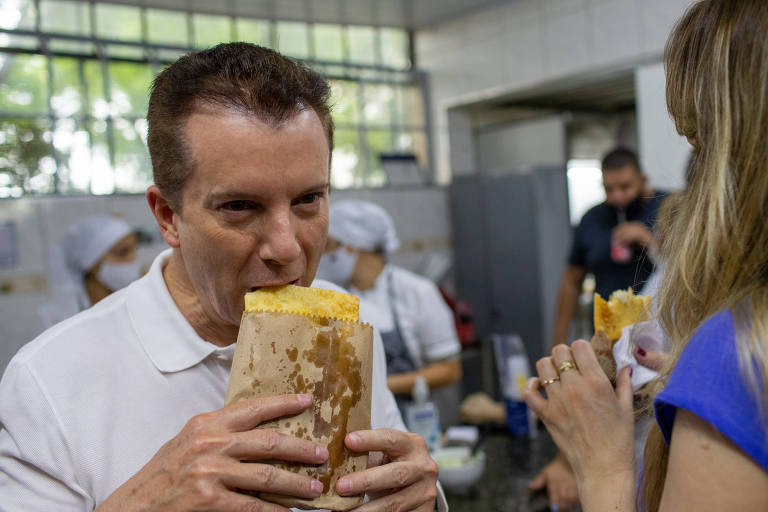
left=590, top=0, right=641, bottom=64
left=272, top=0, right=309, bottom=20
left=374, top=0, right=408, bottom=27
left=447, top=109, right=476, bottom=176
left=106, top=195, right=158, bottom=228
left=637, top=0, right=695, bottom=55
left=543, top=8, right=591, bottom=77
left=503, top=0, right=542, bottom=25
left=416, top=0, right=694, bottom=181
left=544, top=0, right=588, bottom=17
left=635, top=62, right=692, bottom=191
left=340, top=0, right=376, bottom=26
left=34, top=197, right=111, bottom=256
left=0, top=186, right=453, bottom=373
left=0, top=292, right=49, bottom=372
left=307, top=0, right=344, bottom=24
left=0, top=200, right=47, bottom=279
left=503, top=18, right=546, bottom=87
left=459, top=34, right=508, bottom=91
left=233, top=0, right=273, bottom=19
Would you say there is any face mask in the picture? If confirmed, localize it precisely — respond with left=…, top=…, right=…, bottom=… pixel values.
left=315, top=248, right=357, bottom=285
left=96, top=260, right=141, bottom=292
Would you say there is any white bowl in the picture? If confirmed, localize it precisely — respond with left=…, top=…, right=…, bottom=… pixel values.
left=432, top=446, right=486, bottom=494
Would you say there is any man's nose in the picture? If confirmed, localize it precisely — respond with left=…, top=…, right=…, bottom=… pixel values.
left=258, top=211, right=302, bottom=265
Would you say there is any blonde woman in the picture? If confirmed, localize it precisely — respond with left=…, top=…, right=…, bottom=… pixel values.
left=523, top=1, right=768, bottom=510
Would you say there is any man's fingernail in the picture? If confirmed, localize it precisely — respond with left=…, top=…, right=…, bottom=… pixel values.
left=637, top=347, right=647, bottom=357
left=347, top=433, right=361, bottom=446
left=316, top=446, right=329, bottom=460
left=298, top=394, right=312, bottom=405
left=337, top=477, right=352, bottom=494
left=311, top=479, right=324, bottom=495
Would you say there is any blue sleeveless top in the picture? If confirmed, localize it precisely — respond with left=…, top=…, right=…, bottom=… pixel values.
left=654, top=310, right=768, bottom=471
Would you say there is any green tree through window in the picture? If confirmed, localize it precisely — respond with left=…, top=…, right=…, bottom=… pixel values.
left=0, top=0, right=426, bottom=197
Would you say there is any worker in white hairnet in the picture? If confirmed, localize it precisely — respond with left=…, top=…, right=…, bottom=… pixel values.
left=317, top=199, right=462, bottom=398
left=38, top=215, right=140, bottom=331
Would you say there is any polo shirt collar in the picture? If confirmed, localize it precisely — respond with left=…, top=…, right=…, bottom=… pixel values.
left=126, top=249, right=236, bottom=373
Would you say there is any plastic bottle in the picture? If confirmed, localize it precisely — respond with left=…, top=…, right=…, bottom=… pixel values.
left=492, top=334, right=536, bottom=437
left=405, top=377, right=441, bottom=452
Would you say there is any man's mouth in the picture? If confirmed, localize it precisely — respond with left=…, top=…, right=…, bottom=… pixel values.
left=249, top=279, right=300, bottom=293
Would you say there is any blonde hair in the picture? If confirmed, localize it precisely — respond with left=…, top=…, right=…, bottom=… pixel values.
left=640, top=1, right=768, bottom=510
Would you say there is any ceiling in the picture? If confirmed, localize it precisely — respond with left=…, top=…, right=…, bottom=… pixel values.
left=65, top=0, right=513, bottom=29
left=462, top=70, right=638, bottom=122
left=498, top=73, right=636, bottom=113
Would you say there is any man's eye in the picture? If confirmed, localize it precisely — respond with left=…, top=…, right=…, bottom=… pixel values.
left=222, top=200, right=251, bottom=211
left=297, top=192, right=321, bottom=205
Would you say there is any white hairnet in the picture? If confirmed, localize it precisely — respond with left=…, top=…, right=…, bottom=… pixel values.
left=43, top=215, right=133, bottom=324
left=328, top=200, right=400, bottom=255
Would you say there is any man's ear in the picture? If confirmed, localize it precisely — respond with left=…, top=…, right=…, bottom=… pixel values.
left=146, top=185, right=181, bottom=248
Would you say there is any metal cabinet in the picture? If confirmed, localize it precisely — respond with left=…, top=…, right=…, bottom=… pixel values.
left=450, top=168, right=571, bottom=366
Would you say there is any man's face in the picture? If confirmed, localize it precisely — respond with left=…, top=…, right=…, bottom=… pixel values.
left=175, top=107, right=330, bottom=327
left=602, top=164, right=645, bottom=210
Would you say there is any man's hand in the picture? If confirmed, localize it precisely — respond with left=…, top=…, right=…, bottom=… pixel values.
left=96, top=394, right=328, bottom=512
left=528, top=454, right=579, bottom=511
left=335, top=429, right=439, bottom=511
left=612, top=221, right=654, bottom=248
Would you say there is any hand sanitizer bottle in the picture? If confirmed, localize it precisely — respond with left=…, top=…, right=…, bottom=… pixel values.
left=492, top=334, right=537, bottom=438
left=406, top=377, right=441, bottom=452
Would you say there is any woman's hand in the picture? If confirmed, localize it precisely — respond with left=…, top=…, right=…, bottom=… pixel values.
left=522, top=341, right=636, bottom=508
left=635, top=346, right=669, bottom=371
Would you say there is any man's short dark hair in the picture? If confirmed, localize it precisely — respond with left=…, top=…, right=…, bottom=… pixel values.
left=601, top=147, right=641, bottom=174
left=147, top=42, right=334, bottom=211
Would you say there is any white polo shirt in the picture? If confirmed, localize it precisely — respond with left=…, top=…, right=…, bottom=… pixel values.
left=0, top=249, right=407, bottom=510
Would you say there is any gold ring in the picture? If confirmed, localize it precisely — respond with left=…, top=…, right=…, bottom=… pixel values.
left=559, top=361, right=577, bottom=373
left=542, top=376, right=560, bottom=387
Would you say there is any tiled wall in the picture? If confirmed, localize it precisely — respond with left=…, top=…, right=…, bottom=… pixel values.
left=636, top=62, right=693, bottom=191
left=415, top=0, right=696, bottom=184
left=0, top=187, right=452, bottom=372
left=0, top=195, right=170, bottom=371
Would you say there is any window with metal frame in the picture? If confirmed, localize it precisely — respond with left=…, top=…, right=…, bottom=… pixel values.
left=0, top=0, right=430, bottom=197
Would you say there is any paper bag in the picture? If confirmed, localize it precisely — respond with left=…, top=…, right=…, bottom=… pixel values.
left=225, top=311, right=373, bottom=511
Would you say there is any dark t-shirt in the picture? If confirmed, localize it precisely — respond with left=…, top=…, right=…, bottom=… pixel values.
left=568, top=193, right=666, bottom=299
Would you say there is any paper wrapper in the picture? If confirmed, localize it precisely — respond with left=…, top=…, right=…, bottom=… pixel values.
left=225, top=311, right=373, bottom=511
left=591, top=331, right=617, bottom=384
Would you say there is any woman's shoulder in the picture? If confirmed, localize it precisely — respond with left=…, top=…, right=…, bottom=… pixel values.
left=654, top=309, right=768, bottom=472
left=691, top=309, right=735, bottom=342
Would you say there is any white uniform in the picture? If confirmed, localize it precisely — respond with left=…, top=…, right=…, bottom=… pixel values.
left=37, top=215, right=135, bottom=332
left=353, top=265, right=461, bottom=370
left=0, top=249, right=408, bottom=510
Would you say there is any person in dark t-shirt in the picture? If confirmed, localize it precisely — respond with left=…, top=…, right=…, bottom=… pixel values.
left=551, top=148, right=665, bottom=348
